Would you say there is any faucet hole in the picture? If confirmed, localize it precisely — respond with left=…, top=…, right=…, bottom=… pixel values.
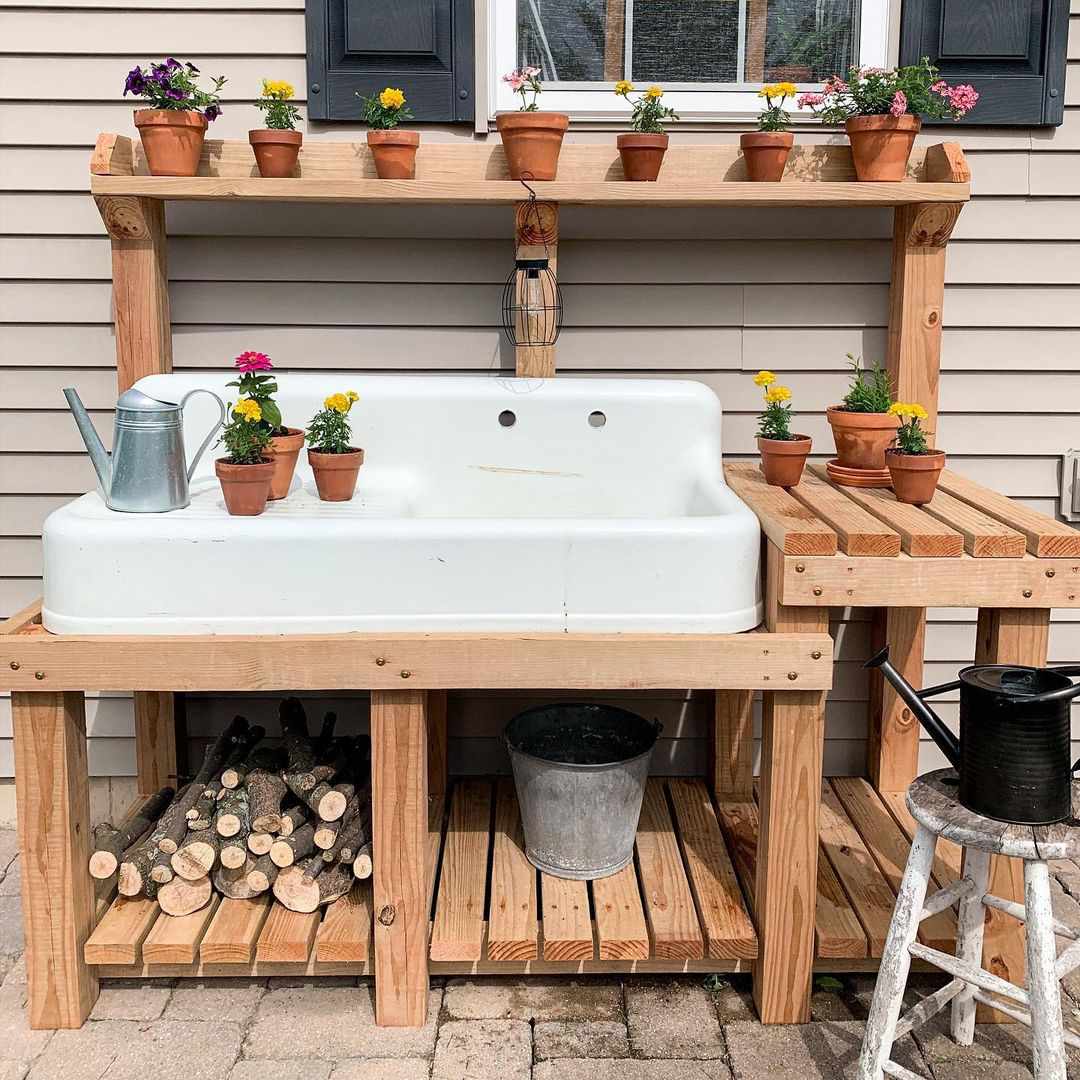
left=588, top=410, right=607, bottom=428
left=498, top=410, right=516, bottom=428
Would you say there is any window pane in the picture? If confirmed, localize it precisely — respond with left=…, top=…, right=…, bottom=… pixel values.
left=632, top=1, right=739, bottom=83
left=758, top=0, right=857, bottom=82
left=517, top=0, right=625, bottom=82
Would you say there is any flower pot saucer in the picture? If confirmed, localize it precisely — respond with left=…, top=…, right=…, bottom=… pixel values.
left=826, top=459, right=893, bottom=488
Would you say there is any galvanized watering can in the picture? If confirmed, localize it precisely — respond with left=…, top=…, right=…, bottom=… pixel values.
left=867, top=645, right=1080, bottom=825
left=64, top=386, right=226, bottom=513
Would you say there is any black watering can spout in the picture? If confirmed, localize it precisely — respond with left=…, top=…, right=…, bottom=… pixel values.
left=864, top=646, right=961, bottom=769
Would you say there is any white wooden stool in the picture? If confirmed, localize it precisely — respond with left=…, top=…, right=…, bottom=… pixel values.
left=858, top=768, right=1080, bottom=1080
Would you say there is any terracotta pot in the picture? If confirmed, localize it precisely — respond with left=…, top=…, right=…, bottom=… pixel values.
left=617, top=133, right=669, bottom=182
left=267, top=427, right=304, bottom=500
left=758, top=435, right=812, bottom=487
left=367, top=129, right=420, bottom=179
left=887, top=449, right=946, bottom=505
left=826, top=406, right=900, bottom=470
left=134, top=109, right=208, bottom=177
left=496, top=112, right=570, bottom=181
left=215, top=457, right=274, bottom=516
left=845, top=114, right=921, bottom=182
left=249, top=129, right=302, bottom=178
left=308, top=448, right=364, bottom=502
left=740, top=131, right=794, bottom=182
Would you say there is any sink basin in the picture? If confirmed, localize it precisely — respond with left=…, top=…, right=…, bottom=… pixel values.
left=43, top=373, right=762, bottom=634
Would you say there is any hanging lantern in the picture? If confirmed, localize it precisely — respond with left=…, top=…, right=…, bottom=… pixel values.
left=501, top=257, right=563, bottom=348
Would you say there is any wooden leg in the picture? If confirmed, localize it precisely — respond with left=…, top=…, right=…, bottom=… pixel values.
left=974, top=607, right=1050, bottom=1023
left=13, top=691, right=99, bottom=1028
left=711, top=689, right=753, bottom=802
left=426, top=690, right=448, bottom=805
left=868, top=607, right=925, bottom=793
left=951, top=847, right=991, bottom=1045
left=133, top=691, right=178, bottom=791
left=1024, top=859, right=1068, bottom=1080
left=371, top=689, right=429, bottom=1027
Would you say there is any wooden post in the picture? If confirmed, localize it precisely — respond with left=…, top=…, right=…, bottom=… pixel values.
left=513, top=200, right=558, bottom=378
left=754, top=545, right=829, bottom=1023
left=973, top=607, right=1050, bottom=1024
left=712, top=690, right=753, bottom=802
left=371, top=689, right=429, bottom=1027
left=13, top=691, right=99, bottom=1028
left=867, top=607, right=925, bottom=792
left=94, top=190, right=178, bottom=794
left=426, top=689, right=448, bottom=805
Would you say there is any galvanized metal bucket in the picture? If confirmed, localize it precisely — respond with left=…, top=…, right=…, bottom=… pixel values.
left=505, top=703, right=661, bottom=880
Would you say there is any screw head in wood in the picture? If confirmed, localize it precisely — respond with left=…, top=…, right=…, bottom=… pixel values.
left=811, top=650, right=822, bottom=660
left=375, top=656, right=387, bottom=666
left=378, top=904, right=396, bottom=926
left=1047, top=569, right=1056, bottom=578
left=1023, top=589, right=1033, bottom=598
left=400, top=670, right=412, bottom=679
left=795, top=563, right=806, bottom=573
left=34, top=671, right=45, bottom=680
left=787, top=672, right=798, bottom=681
left=813, top=587, right=823, bottom=596
left=8, top=661, right=18, bottom=670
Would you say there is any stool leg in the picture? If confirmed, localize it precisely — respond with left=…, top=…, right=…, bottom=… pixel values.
left=951, top=847, right=991, bottom=1046
left=1024, top=860, right=1067, bottom=1080
left=858, top=822, right=938, bottom=1080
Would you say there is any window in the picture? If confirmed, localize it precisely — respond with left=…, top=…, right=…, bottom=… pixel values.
left=493, top=0, right=894, bottom=117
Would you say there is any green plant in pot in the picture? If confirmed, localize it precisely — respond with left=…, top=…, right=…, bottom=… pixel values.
left=306, top=391, right=364, bottom=502
left=614, top=81, right=678, bottom=182
left=250, top=78, right=302, bottom=178
left=826, top=354, right=898, bottom=487
left=886, top=402, right=944, bottom=504
left=754, top=370, right=811, bottom=487
left=359, top=87, right=418, bottom=179
left=741, top=83, right=796, bottom=182
left=215, top=398, right=274, bottom=516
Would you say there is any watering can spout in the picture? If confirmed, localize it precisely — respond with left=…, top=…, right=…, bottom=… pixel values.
left=63, top=387, right=111, bottom=494
left=865, top=645, right=961, bottom=769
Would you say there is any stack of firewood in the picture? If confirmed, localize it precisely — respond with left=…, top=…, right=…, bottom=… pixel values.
left=88, top=698, right=372, bottom=916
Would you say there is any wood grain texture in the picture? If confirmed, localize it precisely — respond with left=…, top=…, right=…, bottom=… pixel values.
left=315, top=881, right=372, bottom=963
left=371, top=689, right=429, bottom=1026
left=426, top=690, right=448, bottom=801
left=724, top=463, right=838, bottom=556
left=712, top=689, right=753, bottom=802
left=84, top=895, right=158, bottom=966
left=592, top=864, right=650, bottom=961
left=937, top=469, right=1080, bottom=558
left=920, top=489, right=1027, bottom=558
left=90, top=132, right=133, bottom=177
left=788, top=469, right=901, bottom=556
left=14, top=691, right=99, bottom=1025
left=0, top=598, right=42, bottom=635
left=142, top=894, right=219, bottom=965
left=879, top=789, right=963, bottom=890
left=515, top=199, right=557, bottom=379
left=486, top=779, right=538, bottom=962
left=254, top=903, right=319, bottom=964
left=199, top=895, right=271, bottom=964
left=430, top=780, right=491, bottom=962
left=540, top=873, right=593, bottom=962
left=133, top=691, right=177, bottom=792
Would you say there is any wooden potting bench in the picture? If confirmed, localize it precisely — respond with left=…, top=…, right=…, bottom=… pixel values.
left=1, top=133, right=982, bottom=1031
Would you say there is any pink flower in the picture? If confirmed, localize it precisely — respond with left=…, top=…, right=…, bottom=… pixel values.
left=234, top=350, right=272, bottom=373
left=796, top=92, right=825, bottom=109
left=889, top=90, right=907, bottom=117
left=931, top=80, right=947, bottom=94
left=859, top=66, right=884, bottom=77
left=502, top=70, right=525, bottom=91
left=523, top=65, right=540, bottom=78
left=946, top=83, right=979, bottom=115
left=823, top=76, right=848, bottom=94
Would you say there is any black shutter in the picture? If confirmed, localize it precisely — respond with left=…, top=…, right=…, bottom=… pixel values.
left=899, top=0, right=1069, bottom=125
left=306, top=0, right=474, bottom=123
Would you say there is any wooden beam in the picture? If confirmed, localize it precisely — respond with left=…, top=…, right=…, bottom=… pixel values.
left=13, top=692, right=99, bottom=1027
left=514, top=199, right=558, bottom=378
left=868, top=607, right=925, bottom=793
left=724, top=463, right=838, bottom=556
left=134, top=691, right=178, bottom=792
left=712, top=690, right=753, bottom=802
left=371, top=689, right=429, bottom=1026
left=426, top=690, right=448, bottom=803
left=787, top=469, right=901, bottom=557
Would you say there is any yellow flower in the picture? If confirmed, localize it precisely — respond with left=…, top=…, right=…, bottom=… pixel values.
left=760, top=82, right=797, bottom=99
left=645, top=85, right=663, bottom=99
left=324, top=393, right=350, bottom=414
left=889, top=402, right=922, bottom=419
left=379, top=87, right=406, bottom=110
left=765, top=386, right=792, bottom=404
left=910, top=403, right=928, bottom=420
left=233, top=398, right=262, bottom=423
left=261, top=79, right=295, bottom=100
left=753, top=370, right=777, bottom=387
left=614, top=80, right=633, bottom=96
left=346, top=390, right=359, bottom=402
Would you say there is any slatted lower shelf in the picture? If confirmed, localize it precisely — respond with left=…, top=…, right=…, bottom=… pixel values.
left=85, top=775, right=963, bottom=978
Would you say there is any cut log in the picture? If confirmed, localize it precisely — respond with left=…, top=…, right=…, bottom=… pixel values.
left=158, top=874, right=212, bottom=917
left=247, top=768, right=288, bottom=834
left=270, top=822, right=315, bottom=868
left=316, top=862, right=353, bottom=907
left=88, top=786, right=175, bottom=879
left=313, top=792, right=359, bottom=849
left=187, top=779, right=222, bottom=831
left=247, top=831, right=274, bottom=856
left=119, top=784, right=194, bottom=893
left=273, top=854, right=325, bottom=914
left=218, top=720, right=266, bottom=789
left=314, top=710, right=337, bottom=756
left=312, top=781, right=352, bottom=822
left=278, top=804, right=308, bottom=839
left=352, top=842, right=372, bottom=881
left=213, top=858, right=261, bottom=901
left=215, top=787, right=249, bottom=839
left=280, top=696, right=318, bottom=796
left=148, top=847, right=175, bottom=885
left=306, top=738, right=350, bottom=792
left=330, top=807, right=370, bottom=864
left=246, top=853, right=279, bottom=894
left=171, top=832, right=219, bottom=881
left=219, top=838, right=249, bottom=870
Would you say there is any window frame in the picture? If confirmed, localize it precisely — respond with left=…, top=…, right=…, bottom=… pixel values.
left=490, top=0, right=896, bottom=120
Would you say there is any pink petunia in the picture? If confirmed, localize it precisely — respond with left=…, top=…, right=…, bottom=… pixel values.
left=234, top=350, right=272, bottom=373
left=502, top=70, right=525, bottom=91
left=523, top=65, right=540, bottom=78
left=946, top=83, right=979, bottom=115
left=889, top=90, right=907, bottom=117
left=931, top=80, right=947, bottom=94
left=796, top=92, right=825, bottom=108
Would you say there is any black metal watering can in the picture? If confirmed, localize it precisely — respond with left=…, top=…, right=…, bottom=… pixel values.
left=866, top=646, right=1080, bottom=825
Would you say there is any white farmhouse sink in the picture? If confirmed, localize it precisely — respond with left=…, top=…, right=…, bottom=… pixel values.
left=43, top=374, right=762, bottom=634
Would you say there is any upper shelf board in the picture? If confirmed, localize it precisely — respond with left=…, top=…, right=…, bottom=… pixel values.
left=90, top=134, right=971, bottom=209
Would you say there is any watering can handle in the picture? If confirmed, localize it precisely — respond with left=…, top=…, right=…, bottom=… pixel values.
left=179, top=389, right=227, bottom=482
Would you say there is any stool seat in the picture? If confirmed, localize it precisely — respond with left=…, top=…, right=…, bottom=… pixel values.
left=907, top=768, right=1080, bottom=861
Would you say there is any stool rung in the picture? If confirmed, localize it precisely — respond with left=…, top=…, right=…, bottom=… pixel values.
left=919, top=876, right=975, bottom=921
left=970, top=990, right=1080, bottom=1052
left=908, top=943, right=1031, bottom=1008
left=1057, top=936, right=1080, bottom=980
left=982, top=893, right=1080, bottom=941
left=894, top=977, right=965, bottom=1040
left=883, top=1061, right=927, bottom=1080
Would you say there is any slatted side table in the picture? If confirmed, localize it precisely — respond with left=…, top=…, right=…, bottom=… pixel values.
left=725, top=461, right=1080, bottom=1023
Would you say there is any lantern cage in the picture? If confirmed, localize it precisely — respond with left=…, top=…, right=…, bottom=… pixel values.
left=500, top=258, right=563, bottom=348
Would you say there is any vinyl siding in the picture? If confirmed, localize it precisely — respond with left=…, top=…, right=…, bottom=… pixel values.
left=2, top=3, right=1080, bottom=822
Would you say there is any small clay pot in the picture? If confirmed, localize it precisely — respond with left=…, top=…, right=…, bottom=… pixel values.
left=740, top=131, right=794, bottom=182
left=826, top=406, right=900, bottom=471
left=308, top=448, right=364, bottom=502
left=215, top=457, right=274, bottom=516
left=249, top=129, right=302, bottom=178
left=617, top=133, right=669, bottom=182
left=887, top=449, right=946, bottom=505
left=758, top=435, right=812, bottom=487
left=496, top=112, right=570, bottom=180
left=267, top=427, right=304, bottom=500
left=367, top=129, right=420, bottom=179
left=845, top=114, right=921, bottom=182
left=134, top=109, right=207, bottom=177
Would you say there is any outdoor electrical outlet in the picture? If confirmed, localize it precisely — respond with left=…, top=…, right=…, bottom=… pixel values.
left=1061, top=451, right=1080, bottom=522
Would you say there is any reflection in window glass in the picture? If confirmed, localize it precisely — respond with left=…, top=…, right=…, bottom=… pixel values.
left=516, top=0, right=858, bottom=86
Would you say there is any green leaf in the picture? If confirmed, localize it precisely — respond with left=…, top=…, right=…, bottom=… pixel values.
left=260, top=399, right=282, bottom=429
left=815, top=975, right=844, bottom=992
